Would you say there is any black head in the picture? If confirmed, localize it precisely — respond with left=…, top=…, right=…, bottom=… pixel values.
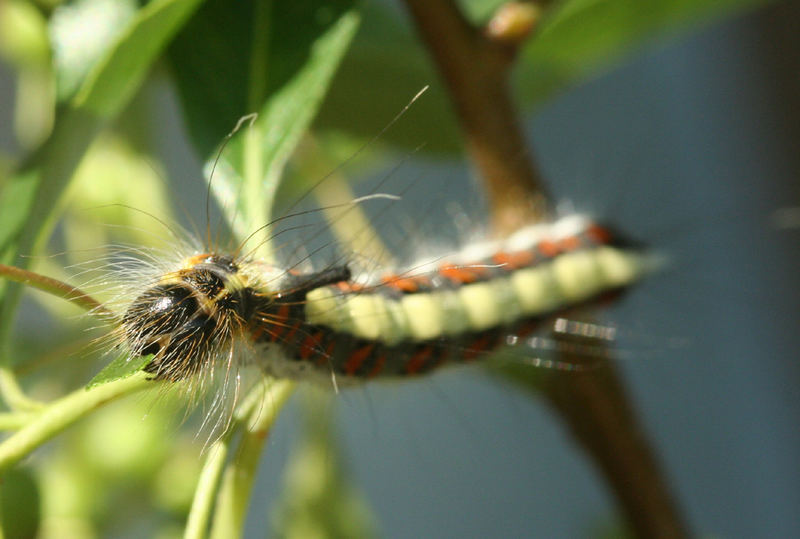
left=121, top=255, right=254, bottom=380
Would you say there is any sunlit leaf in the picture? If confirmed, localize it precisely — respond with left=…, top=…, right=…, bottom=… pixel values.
left=87, top=354, right=153, bottom=389
left=167, top=0, right=360, bottom=250
left=50, top=0, right=138, bottom=101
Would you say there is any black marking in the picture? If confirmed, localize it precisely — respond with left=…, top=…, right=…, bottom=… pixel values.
left=181, top=269, right=226, bottom=298
left=121, top=257, right=259, bottom=380
left=279, top=265, right=351, bottom=299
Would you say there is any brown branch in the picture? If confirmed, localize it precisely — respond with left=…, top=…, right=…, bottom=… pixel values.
left=402, top=0, right=550, bottom=235
left=0, top=263, right=111, bottom=317
left=403, top=1, right=689, bottom=536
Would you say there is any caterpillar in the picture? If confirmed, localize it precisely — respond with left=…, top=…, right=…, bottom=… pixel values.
left=117, top=208, right=651, bottom=389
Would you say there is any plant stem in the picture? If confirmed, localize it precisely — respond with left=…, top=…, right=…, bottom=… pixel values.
left=0, top=372, right=150, bottom=472
left=209, top=379, right=294, bottom=539
left=185, top=438, right=230, bottom=539
left=0, top=367, right=44, bottom=412
left=0, top=263, right=111, bottom=316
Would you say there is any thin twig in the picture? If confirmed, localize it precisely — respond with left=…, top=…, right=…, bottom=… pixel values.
left=0, top=367, right=45, bottom=412
left=185, top=438, right=230, bottom=539
left=209, top=380, right=294, bottom=539
left=0, top=263, right=112, bottom=316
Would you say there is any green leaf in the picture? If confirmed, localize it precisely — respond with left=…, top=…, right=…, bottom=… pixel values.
left=167, top=0, right=361, bottom=251
left=87, top=354, right=153, bottom=389
left=50, top=0, right=139, bottom=102
left=315, top=0, right=773, bottom=155
left=0, top=0, right=204, bottom=363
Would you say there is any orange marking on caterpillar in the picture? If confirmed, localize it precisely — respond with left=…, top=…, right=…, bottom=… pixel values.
left=344, top=344, right=375, bottom=375
left=382, top=274, right=420, bottom=293
left=559, top=235, right=582, bottom=251
left=439, top=264, right=481, bottom=284
left=587, top=224, right=611, bottom=244
left=406, top=346, right=434, bottom=374
left=537, top=240, right=560, bottom=257
left=493, top=250, right=535, bottom=270
left=336, top=281, right=366, bottom=293
left=411, top=275, right=433, bottom=288
left=182, top=253, right=212, bottom=268
left=282, top=321, right=302, bottom=342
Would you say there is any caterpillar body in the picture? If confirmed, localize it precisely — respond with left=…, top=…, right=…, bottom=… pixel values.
left=120, top=212, right=650, bottom=387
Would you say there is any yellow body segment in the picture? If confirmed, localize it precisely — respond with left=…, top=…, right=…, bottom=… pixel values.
left=551, top=250, right=602, bottom=301
left=401, top=293, right=445, bottom=341
left=511, top=265, right=562, bottom=316
left=596, top=246, right=643, bottom=285
left=305, top=287, right=345, bottom=328
left=459, top=282, right=502, bottom=331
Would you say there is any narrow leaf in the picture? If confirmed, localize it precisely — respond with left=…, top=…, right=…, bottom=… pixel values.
left=167, top=0, right=361, bottom=248
left=87, top=354, right=153, bottom=388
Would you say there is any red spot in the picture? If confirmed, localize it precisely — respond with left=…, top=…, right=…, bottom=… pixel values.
left=411, top=275, right=433, bottom=288
left=406, top=346, right=434, bottom=374
left=315, top=339, right=337, bottom=366
left=249, top=324, right=266, bottom=341
left=367, top=355, right=387, bottom=378
left=299, top=331, right=324, bottom=360
left=335, top=282, right=351, bottom=292
left=463, top=335, right=494, bottom=361
left=283, top=321, right=302, bottom=342
left=344, top=344, right=375, bottom=375
left=537, top=240, right=560, bottom=258
left=270, top=305, right=291, bottom=342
